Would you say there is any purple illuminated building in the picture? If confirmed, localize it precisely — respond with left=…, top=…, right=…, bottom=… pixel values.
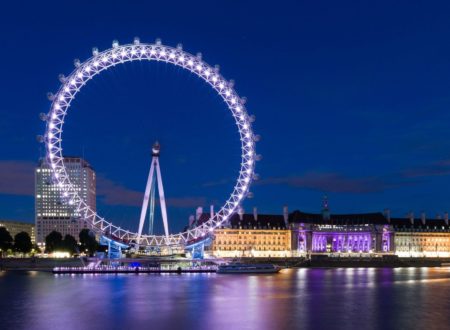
left=193, top=197, right=450, bottom=257
left=289, top=198, right=394, bottom=254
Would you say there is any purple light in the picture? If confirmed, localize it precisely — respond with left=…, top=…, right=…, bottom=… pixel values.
left=312, top=232, right=372, bottom=253
left=382, top=226, right=392, bottom=252
left=297, top=230, right=307, bottom=252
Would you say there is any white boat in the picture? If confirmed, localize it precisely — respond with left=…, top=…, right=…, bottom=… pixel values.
left=217, top=263, right=281, bottom=274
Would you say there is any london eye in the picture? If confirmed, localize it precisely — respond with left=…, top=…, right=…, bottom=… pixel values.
left=41, top=38, right=258, bottom=248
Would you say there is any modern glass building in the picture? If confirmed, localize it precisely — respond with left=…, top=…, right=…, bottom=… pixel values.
left=35, top=157, right=96, bottom=245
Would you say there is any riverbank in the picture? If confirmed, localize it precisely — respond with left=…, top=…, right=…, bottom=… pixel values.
left=1, top=256, right=450, bottom=271
left=272, top=257, right=449, bottom=268
left=220, top=256, right=450, bottom=268
left=0, top=257, right=83, bottom=271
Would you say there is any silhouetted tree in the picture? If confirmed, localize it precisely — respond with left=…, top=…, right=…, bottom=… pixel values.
left=45, top=231, right=63, bottom=253
left=79, top=229, right=98, bottom=256
left=13, top=231, right=33, bottom=255
left=0, top=227, right=13, bottom=257
left=62, top=234, right=78, bottom=255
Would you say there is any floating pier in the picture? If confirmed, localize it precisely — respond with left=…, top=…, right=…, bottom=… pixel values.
left=53, top=265, right=217, bottom=274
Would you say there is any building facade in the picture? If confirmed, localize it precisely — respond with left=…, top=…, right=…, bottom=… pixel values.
left=35, top=157, right=96, bottom=245
left=190, top=202, right=450, bottom=259
left=288, top=204, right=450, bottom=258
left=193, top=208, right=292, bottom=258
left=210, top=226, right=292, bottom=258
left=289, top=209, right=395, bottom=255
left=392, top=214, right=450, bottom=257
left=0, top=220, right=35, bottom=243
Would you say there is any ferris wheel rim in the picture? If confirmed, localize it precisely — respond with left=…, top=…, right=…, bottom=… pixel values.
left=43, top=39, right=256, bottom=247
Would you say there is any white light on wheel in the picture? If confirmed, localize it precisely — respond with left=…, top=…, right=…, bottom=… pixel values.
left=42, top=40, right=256, bottom=249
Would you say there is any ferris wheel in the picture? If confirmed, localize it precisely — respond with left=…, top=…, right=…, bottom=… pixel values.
left=40, top=38, right=258, bottom=247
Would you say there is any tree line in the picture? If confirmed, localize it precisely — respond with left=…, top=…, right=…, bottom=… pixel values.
left=45, top=228, right=101, bottom=256
left=0, top=227, right=34, bottom=256
left=0, top=227, right=102, bottom=257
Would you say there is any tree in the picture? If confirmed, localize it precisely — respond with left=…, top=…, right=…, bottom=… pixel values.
left=45, top=231, right=63, bottom=253
left=0, top=227, right=13, bottom=257
left=79, top=229, right=98, bottom=256
left=62, top=234, right=78, bottom=255
left=13, top=231, right=33, bottom=255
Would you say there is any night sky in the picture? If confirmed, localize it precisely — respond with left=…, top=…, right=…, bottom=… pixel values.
left=2, top=1, right=450, bottom=233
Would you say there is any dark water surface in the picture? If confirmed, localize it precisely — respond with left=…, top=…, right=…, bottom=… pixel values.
left=0, top=268, right=449, bottom=330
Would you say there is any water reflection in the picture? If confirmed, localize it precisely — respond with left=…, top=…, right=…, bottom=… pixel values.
left=0, top=268, right=449, bottom=330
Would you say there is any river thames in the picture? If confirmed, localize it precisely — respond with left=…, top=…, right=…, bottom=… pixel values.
left=0, top=267, right=449, bottom=330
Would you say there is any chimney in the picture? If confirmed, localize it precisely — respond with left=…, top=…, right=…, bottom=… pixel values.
left=210, top=205, right=214, bottom=218
left=189, top=215, right=195, bottom=227
left=409, top=212, right=414, bottom=225
left=384, top=208, right=391, bottom=223
left=283, top=205, right=289, bottom=226
left=445, top=212, right=449, bottom=226
left=421, top=212, right=426, bottom=225
left=253, top=207, right=258, bottom=221
left=196, top=207, right=203, bottom=221
left=238, top=206, right=244, bottom=221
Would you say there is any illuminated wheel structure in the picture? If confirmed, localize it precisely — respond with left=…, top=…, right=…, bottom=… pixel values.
left=41, top=38, right=258, bottom=247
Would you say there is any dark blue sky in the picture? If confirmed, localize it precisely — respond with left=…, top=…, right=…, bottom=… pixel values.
left=2, top=0, right=450, bottom=233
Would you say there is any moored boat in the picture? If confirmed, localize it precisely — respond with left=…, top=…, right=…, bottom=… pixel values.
left=217, top=263, right=281, bottom=274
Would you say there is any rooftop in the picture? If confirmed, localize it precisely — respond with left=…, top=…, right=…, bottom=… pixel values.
left=193, top=212, right=287, bottom=230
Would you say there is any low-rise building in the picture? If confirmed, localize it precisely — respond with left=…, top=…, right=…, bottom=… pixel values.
left=0, top=220, right=35, bottom=243
left=289, top=209, right=394, bottom=255
left=196, top=207, right=292, bottom=258
left=190, top=200, right=450, bottom=258
left=392, top=213, right=450, bottom=257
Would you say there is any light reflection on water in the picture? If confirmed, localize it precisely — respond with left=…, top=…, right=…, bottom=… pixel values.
left=0, top=268, right=449, bottom=330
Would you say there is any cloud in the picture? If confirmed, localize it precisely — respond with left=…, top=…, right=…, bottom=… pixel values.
left=0, top=159, right=205, bottom=208
left=3, top=157, right=450, bottom=202
left=401, top=159, right=450, bottom=178
left=0, top=160, right=35, bottom=196
left=202, top=178, right=231, bottom=187
left=96, top=175, right=205, bottom=208
left=258, top=172, right=401, bottom=194
left=258, top=159, right=450, bottom=194
left=96, top=176, right=143, bottom=206
left=165, top=196, right=207, bottom=208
